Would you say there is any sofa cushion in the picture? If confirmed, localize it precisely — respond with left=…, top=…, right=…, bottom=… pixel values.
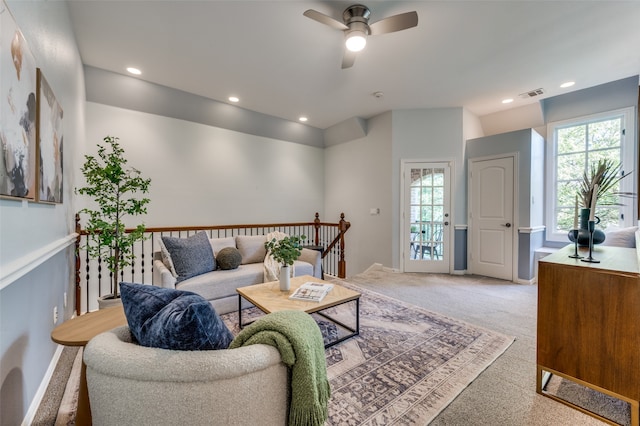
left=209, top=237, right=236, bottom=257
left=602, top=226, right=638, bottom=248
left=157, top=238, right=178, bottom=277
left=177, top=263, right=265, bottom=301
left=161, top=231, right=215, bottom=283
left=217, top=247, right=242, bottom=270
left=120, top=282, right=233, bottom=351
left=292, top=259, right=313, bottom=277
left=236, top=235, right=267, bottom=264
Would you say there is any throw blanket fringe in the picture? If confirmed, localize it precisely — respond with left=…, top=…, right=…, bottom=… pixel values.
left=229, top=310, right=330, bottom=426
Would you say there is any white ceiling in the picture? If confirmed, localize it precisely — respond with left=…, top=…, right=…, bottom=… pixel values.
left=67, top=1, right=640, bottom=130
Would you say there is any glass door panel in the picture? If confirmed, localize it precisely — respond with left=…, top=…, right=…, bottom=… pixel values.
left=404, top=163, right=450, bottom=273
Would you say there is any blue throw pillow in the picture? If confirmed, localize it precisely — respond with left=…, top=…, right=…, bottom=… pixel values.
left=161, top=231, right=215, bottom=283
left=120, top=282, right=233, bottom=351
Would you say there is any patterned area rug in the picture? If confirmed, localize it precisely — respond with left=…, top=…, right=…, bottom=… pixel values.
left=222, top=278, right=515, bottom=425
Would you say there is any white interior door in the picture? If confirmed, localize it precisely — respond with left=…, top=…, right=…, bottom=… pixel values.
left=469, top=156, right=514, bottom=281
left=403, top=162, right=451, bottom=273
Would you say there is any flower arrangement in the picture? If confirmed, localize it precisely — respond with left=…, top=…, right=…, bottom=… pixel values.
left=264, top=235, right=307, bottom=266
left=578, top=159, right=631, bottom=208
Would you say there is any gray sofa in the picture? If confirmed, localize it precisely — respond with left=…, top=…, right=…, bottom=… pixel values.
left=153, top=235, right=322, bottom=314
left=84, top=326, right=289, bottom=425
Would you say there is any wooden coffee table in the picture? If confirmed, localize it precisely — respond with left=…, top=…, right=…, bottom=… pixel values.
left=237, top=275, right=360, bottom=347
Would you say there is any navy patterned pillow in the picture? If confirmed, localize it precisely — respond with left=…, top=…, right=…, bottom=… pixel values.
left=161, top=231, right=215, bottom=283
left=120, top=282, right=233, bottom=351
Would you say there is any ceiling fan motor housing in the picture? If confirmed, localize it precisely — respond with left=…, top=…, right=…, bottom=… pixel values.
left=343, top=4, right=371, bottom=35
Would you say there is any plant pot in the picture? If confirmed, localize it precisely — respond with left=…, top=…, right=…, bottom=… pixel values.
left=279, top=265, right=291, bottom=291
left=97, top=294, right=122, bottom=309
left=567, top=208, right=606, bottom=247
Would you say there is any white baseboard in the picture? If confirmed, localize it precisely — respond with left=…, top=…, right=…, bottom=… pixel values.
left=514, top=277, right=536, bottom=285
left=451, top=269, right=467, bottom=275
left=364, top=263, right=384, bottom=273
left=22, top=345, right=64, bottom=426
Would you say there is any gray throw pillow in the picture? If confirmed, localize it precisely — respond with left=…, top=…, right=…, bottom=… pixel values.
left=161, top=231, right=215, bottom=283
left=217, top=247, right=242, bottom=270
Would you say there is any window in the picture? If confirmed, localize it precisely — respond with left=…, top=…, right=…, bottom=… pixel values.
left=546, top=107, right=636, bottom=242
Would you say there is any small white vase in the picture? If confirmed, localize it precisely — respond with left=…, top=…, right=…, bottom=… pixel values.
left=279, top=265, right=291, bottom=291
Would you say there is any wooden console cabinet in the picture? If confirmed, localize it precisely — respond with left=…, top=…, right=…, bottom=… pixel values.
left=537, top=244, right=639, bottom=426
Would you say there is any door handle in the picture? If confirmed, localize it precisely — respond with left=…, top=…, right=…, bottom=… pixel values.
left=501, top=223, right=512, bottom=228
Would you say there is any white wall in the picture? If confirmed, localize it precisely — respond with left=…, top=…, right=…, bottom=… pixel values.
left=0, top=1, right=84, bottom=424
left=80, top=103, right=325, bottom=227
left=463, top=108, right=484, bottom=142
left=480, top=102, right=545, bottom=137
left=324, top=112, right=393, bottom=276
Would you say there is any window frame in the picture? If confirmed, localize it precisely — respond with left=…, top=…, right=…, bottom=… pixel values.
left=545, top=107, right=637, bottom=243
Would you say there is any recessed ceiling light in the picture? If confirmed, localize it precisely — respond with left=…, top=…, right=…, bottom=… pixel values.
left=560, top=81, right=575, bottom=88
left=126, top=67, right=141, bottom=75
left=228, top=96, right=239, bottom=103
left=299, top=116, right=308, bottom=122
left=502, top=98, right=514, bottom=104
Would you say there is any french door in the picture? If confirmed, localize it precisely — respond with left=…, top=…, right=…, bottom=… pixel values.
left=403, top=162, right=451, bottom=273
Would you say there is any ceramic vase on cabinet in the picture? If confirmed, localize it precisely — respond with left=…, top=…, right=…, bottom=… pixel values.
left=568, top=208, right=606, bottom=246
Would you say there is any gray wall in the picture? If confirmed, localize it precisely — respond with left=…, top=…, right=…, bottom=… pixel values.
left=466, top=129, right=544, bottom=228
left=543, top=76, right=639, bottom=124
left=0, top=1, right=84, bottom=424
left=391, top=109, right=466, bottom=271
left=85, top=66, right=324, bottom=148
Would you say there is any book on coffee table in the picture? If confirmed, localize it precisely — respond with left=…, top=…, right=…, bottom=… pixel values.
left=289, top=281, right=334, bottom=302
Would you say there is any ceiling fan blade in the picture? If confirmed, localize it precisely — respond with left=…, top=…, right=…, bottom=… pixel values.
left=341, top=48, right=357, bottom=69
left=303, top=9, right=348, bottom=31
left=369, top=11, right=418, bottom=36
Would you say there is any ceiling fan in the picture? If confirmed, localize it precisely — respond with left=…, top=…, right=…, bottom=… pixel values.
left=303, top=4, right=418, bottom=69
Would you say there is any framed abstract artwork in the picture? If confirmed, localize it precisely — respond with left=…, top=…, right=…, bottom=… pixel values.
left=36, top=68, right=63, bottom=204
left=0, top=2, right=37, bottom=200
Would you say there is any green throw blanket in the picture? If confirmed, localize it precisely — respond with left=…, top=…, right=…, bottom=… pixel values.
left=229, top=310, right=330, bottom=426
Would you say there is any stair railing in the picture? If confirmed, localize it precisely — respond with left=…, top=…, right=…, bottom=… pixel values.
left=74, top=212, right=350, bottom=314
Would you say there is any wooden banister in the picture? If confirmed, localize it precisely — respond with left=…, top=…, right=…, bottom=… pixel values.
left=74, top=213, right=350, bottom=314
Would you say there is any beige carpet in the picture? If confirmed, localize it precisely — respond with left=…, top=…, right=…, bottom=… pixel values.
left=223, top=277, right=515, bottom=425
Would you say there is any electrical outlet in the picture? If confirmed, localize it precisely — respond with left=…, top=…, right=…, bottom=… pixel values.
left=53, top=306, right=58, bottom=324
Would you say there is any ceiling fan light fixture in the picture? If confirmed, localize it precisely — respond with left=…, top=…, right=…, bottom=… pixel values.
left=345, top=31, right=367, bottom=52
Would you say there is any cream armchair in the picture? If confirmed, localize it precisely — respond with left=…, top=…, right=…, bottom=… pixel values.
left=84, top=326, right=289, bottom=425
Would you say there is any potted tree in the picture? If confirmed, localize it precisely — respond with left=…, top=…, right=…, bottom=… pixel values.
left=76, top=136, right=151, bottom=307
left=264, top=235, right=306, bottom=291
